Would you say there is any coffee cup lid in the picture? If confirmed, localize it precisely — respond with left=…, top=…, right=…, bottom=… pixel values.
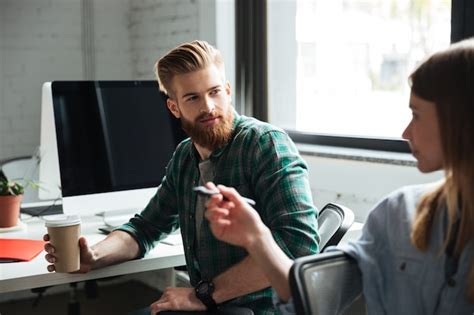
left=45, top=214, right=81, bottom=228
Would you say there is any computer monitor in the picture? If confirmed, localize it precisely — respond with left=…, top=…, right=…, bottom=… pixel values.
left=39, top=81, right=186, bottom=217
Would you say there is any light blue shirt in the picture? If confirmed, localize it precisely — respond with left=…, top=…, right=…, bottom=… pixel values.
left=275, top=183, right=474, bottom=314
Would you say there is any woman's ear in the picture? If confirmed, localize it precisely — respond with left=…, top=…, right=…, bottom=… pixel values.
left=167, top=98, right=181, bottom=118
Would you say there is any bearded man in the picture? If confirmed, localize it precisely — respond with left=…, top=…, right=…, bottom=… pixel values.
left=44, top=41, right=319, bottom=314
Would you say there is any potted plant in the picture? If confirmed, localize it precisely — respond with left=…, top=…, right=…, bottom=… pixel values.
left=0, top=170, right=25, bottom=228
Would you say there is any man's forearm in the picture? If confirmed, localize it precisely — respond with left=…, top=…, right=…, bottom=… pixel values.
left=212, top=255, right=271, bottom=303
left=91, top=230, right=140, bottom=269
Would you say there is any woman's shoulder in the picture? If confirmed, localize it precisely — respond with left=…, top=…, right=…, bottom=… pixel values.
left=382, top=182, right=441, bottom=216
left=389, top=182, right=440, bottom=199
left=363, top=182, right=442, bottom=235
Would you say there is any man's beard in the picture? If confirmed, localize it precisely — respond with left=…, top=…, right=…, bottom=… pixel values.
left=181, top=107, right=234, bottom=151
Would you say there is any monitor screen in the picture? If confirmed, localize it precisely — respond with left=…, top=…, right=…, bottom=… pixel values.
left=39, top=80, right=186, bottom=216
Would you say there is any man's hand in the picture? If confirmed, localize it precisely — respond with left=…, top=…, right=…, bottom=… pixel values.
left=204, top=182, right=267, bottom=250
left=150, top=287, right=206, bottom=313
left=44, top=234, right=96, bottom=273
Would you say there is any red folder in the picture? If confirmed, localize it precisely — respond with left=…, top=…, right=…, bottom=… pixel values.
left=0, top=238, right=45, bottom=262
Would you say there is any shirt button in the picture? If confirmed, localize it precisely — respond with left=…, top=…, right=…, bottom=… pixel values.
left=399, top=262, right=406, bottom=271
left=447, top=278, right=456, bottom=287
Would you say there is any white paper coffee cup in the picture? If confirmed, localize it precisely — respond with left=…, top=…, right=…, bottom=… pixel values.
left=45, top=215, right=81, bottom=273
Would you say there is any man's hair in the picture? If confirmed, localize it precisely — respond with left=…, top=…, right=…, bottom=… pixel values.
left=409, top=38, right=474, bottom=302
left=154, top=40, right=224, bottom=98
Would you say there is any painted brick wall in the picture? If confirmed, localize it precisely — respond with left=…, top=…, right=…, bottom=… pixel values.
left=92, top=0, right=134, bottom=80
left=1, top=0, right=83, bottom=161
left=0, top=0, right=200, bottom=161
left=129, top=0, right=199, bottom=80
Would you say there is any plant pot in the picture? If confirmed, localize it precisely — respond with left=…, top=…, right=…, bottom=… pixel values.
left=0, top=194, right=22, bottom=228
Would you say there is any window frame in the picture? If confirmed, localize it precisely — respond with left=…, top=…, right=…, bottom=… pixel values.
left=236, top=0, right=474, bottom=153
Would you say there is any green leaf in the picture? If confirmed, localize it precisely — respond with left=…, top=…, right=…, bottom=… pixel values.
left=0, top=177, right=25, bottom=196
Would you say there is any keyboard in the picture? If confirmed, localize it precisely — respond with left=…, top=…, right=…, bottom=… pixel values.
left=21, top=203, right=63, bottom=216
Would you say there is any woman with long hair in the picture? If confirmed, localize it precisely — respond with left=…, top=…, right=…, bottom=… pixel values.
left=205, top=38, right=474, bottom=314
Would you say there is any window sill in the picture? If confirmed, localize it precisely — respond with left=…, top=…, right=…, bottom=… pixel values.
left=296, top=143, right=417, bottom=167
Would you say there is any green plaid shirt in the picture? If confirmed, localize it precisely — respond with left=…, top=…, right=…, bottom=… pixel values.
left=119, top=111, right=319, bottom=314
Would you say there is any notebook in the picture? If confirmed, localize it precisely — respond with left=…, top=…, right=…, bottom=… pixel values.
left=0, top=238, right=45, bottom=262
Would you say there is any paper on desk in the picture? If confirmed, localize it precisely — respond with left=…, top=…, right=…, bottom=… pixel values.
left=0, top=238, right=45, bottom=262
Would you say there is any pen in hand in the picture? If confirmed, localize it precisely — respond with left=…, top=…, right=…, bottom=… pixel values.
left=193, top=186, right=256, bottom=206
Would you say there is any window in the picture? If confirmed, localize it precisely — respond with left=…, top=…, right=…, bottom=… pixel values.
left=268, top=0, right=451, bottom=142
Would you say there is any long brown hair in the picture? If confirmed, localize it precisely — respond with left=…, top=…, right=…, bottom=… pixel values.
left=410, top=38, right=474, bottom=302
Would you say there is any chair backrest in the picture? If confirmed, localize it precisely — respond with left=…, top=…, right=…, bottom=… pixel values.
left=317, top=203, right=355, bottom=251
left=289, top=251, right=365, bottom=315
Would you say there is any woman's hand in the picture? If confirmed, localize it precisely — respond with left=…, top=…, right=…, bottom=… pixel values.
left=204, top=182, right=267, bottom=250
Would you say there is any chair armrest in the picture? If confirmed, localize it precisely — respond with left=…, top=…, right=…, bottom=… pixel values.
left=289, top=251, right=363, bottom=315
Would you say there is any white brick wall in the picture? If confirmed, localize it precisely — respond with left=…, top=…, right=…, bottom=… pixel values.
left=93, top=0, right=133, bottom=80
left=0, top=0, right=204, bottom=161
left=0, top=0, right=84, bottom=161
left=0, top=5, right=3, bottom=154
left=129, top=0, right=199, bottom=79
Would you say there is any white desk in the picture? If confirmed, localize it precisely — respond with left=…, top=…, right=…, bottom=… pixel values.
left=0, top=215, right=185, bottom=294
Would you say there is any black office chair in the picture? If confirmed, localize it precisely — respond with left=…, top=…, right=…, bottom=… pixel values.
left=317, top=203, right=355, bottom=252
left=289, top=250, right=366, bottom=315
